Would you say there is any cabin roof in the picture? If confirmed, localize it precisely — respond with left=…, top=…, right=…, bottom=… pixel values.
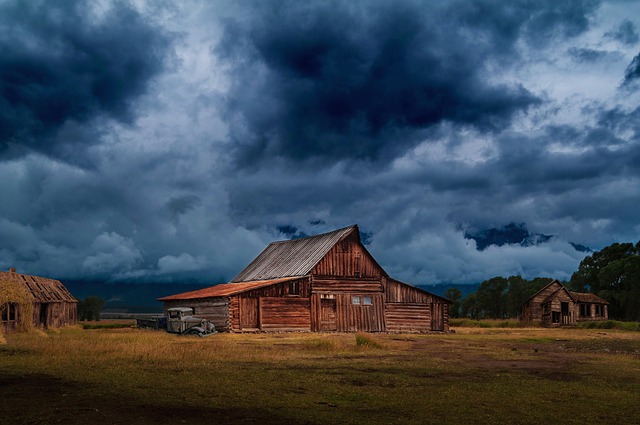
left=571, top=291, right=608, bottom=304
left=158, top=276, right=302, bottom=301
left=231, top=225, right=359, bottom=282
left=0, top=269, right=77, bottom=303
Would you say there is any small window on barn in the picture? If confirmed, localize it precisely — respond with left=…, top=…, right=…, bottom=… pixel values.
left=289, top=281, right=300, bottom=296
left=595, top=305, right=602, bottom=316
left=362, top=296, right=372, bottom=306
left=352, top=296, right=361, bottom=305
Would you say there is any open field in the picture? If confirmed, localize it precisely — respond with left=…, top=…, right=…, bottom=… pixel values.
left=1, top=325, right=640, bottom=425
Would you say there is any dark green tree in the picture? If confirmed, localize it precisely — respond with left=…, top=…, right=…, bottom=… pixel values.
left=460, top=293, right=479, bottom=319
left=476, top=276, right=509, bottom=318
left=78, top=296, right=105, bottom=321
left=570, top=241, right=640, bottom=320
left=444, top=287, right=463, bottom=318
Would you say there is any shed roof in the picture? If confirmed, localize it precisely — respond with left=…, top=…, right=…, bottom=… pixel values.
left=571, top=291, right=608, bottom=304
left=158, top=276, right=302, bottom=301
left=0, top=269, right=77, bottom=303
left=231, top=225, right=358, bottom=282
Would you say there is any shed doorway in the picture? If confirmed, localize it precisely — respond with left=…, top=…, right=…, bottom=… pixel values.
left=39, top=304, right=48, bottom=329
left=320, top=299, right=337, bottom=331
left=239, top=298, right=259, bottom=330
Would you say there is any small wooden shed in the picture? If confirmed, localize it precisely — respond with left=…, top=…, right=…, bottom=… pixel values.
left=160, top=225, right=451, bottom=333
left=521, top=280, right=608, bottom=326
left=1, top=268, right=77, bottom=333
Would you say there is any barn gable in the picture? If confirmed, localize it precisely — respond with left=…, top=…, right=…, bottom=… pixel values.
left=160, top=225, right=451, bottom=333
left=232, top=225, right=359, bottom=282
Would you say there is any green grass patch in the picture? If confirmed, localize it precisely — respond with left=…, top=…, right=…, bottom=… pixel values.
left=450, top=318, right=541, bottom=328
left=575, top=320, right=640, bottom=331
left=355, top=333, right=384, bottom=349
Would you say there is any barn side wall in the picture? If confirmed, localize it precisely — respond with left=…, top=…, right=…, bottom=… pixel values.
left=230, top=277, right=312, bottom=332
left=33, top=301, right=77, bottom=329
left=385, top=280, right=449, bottom=332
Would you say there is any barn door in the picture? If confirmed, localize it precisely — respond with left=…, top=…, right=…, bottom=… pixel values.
left=431, top=303, right=444, bottom=331
left=240, top=297, right=259, bottom=330
left=320, top=299, right=337, bottom=331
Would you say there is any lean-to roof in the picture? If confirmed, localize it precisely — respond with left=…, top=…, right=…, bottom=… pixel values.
left=571, top=291, right=608, bottom=304
left=158, top=276, right=302, bottom=301
left=0, top=269, right=76, bottom=303
left=231, top=225, right=358, bottom=282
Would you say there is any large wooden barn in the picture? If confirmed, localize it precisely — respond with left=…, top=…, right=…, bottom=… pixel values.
left=1, top=268, right=77, bottom=333
left=160, top=225, right=451, bottom=333
left=521, top=280, right=608, bottom=326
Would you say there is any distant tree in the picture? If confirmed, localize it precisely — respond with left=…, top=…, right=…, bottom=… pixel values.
left=444, top=288, right=463, bottom=318
left=570, top=241, right=640, bottom=320
left=475, top=277, right=509, bottom=319
left=78, top=296, right=105, bottom=321
left=460, top=293, right=479, bottom=319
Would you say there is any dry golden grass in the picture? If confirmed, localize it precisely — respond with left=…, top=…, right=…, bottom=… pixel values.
left=0, top=278, right=34, bottom=334
left=1, top=326, right=640, bottom=424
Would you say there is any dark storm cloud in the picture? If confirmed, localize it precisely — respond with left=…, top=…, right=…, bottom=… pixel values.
left=623, top=52, right=640, bottom=85
left=0, top=1, right=171, bottom=160
left=568, top=47, right=612, bottom=62
left=605, top=19, right=639, bottom=45
left=217, top=0, right=601, bottom=164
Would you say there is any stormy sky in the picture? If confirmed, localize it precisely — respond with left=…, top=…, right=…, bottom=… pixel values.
left=1, top=0, right=639, bottom=285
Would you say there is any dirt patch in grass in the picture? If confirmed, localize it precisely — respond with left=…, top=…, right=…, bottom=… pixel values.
left=0, top=373, right=304, bottom=425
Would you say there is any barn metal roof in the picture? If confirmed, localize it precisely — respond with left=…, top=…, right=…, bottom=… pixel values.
left=0, top=269, right=77, bottom=303
left=231, top=225, right=358, bottom=282
left=158, top=276, right=302, bottom=300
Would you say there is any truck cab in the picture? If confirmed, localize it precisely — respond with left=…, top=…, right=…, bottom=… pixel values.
left=166, top=307, right=216, bottom=337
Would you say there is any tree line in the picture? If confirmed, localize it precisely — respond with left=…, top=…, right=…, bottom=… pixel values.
left=444, top=240, right=640, bottom=321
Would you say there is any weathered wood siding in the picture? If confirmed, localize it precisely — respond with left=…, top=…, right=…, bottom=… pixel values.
left=521, top=281, right=564, bottom=322
left=542, top=291, right=576, bottom=327
left=385, top=303, right=431, bottom=333
left=384, top=280, right=449, bottom=332
left=309, top=293, right=385, bottom=332
left=312, top=234, right=383, bottom=278
left=312, top=277, right=383, bottom=293
left=33, top=302, right=77, bottom=329
left=260, top=298, right=311, bottom=331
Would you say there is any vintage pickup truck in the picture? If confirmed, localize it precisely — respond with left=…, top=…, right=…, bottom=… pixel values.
left=136, top=307, right=216, bottom=337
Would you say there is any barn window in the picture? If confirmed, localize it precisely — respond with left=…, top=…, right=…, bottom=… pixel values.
left=580, top=303, right=589, bottom=317
left=352, top=296, right=372, bottom=306
left=289, top=281, right=300, bottom=296
left=595, top=305, right=602, bottom=316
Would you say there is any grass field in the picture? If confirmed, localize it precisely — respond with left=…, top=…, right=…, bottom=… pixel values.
left=1, top=324, right=640, bottom=425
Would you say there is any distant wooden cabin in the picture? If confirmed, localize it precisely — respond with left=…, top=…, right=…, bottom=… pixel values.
left=521, top=280, right=608, bottom=326
left=1, top=268, right=77, bottom=333
left=160, top=225, right=451, bottom=333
